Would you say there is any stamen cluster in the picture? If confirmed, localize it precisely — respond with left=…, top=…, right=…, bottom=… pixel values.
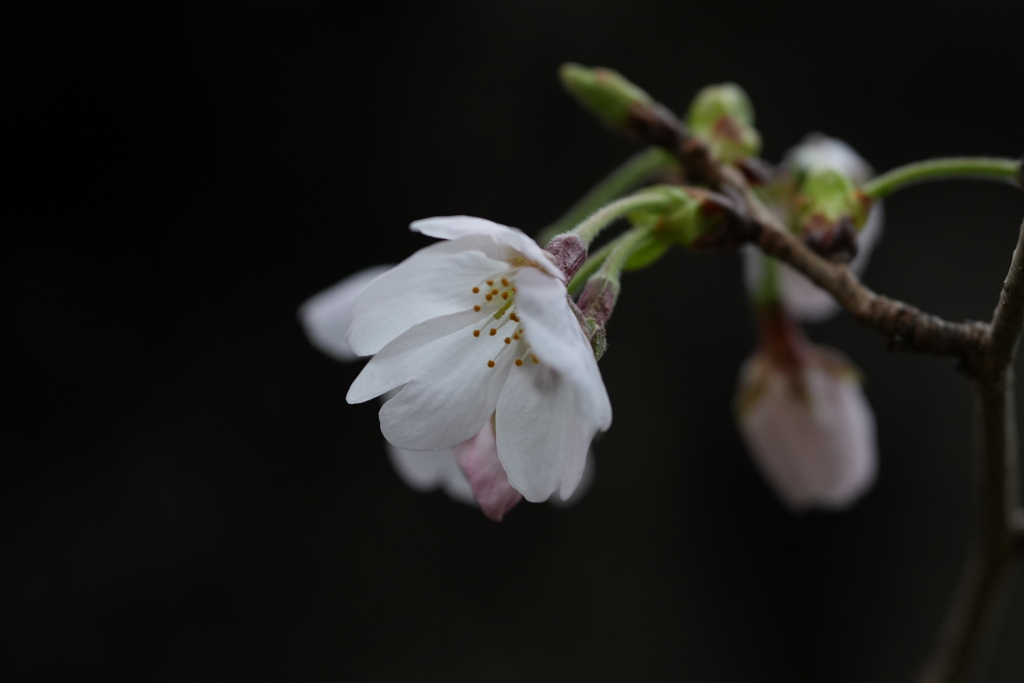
left=469, top=275, right=539, bottom=369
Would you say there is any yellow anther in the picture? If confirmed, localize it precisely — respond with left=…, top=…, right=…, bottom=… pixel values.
left=512, top=332, right=520, bottom=340
left=473, top=305, right=481, bottom=312
left=501, top=278, right=509, bottom=287
left=514, top=359, right=523, bottom=367
left=501, top=292, right=509, bottom=300
left=491, top=289, right=499, bottom=296
left=530, top=354, right=539, bottom=364
left=509, top=313, right=519, bottom=323
left=485, top=294, right=493, bottom=301
left=489, top=328, right=497, bottom=336
left=487, top=360, right=496, bottom=368
left=486, top=280, right=494, bottom=286
left=473, top=330, right=480, bottom=338
left=472, top=286, right=480, bottom=294
left=504, top=337, right=511, bottom=344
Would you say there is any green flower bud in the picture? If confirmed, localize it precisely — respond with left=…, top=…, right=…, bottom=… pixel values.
left=685, top=83, right=761, bottom=164
left=559, top=63, right=683, bottom=148
left=559, top=63, right=652, bottom=128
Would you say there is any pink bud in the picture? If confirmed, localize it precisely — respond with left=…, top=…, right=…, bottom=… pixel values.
left=544, top=233, right=588, bottom=281
left=736, top=347, right=877, bottom=510
left=736, top=306, right=877, bottom=510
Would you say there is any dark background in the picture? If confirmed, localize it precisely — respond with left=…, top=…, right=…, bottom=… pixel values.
left=5, top=1, right=1024, bottom=681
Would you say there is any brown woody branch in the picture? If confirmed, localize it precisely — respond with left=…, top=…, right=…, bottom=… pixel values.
left=741, top=185, right=990, bottom=358
left=623, top=104, right=996, bottom=359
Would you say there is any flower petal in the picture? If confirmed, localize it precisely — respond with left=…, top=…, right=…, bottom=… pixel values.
left=513, top=267, right=612, bottom=428
left=298, top=265, right=392, bottom=361
left=546, top=450, right=596, bottom=508
left=346, top=235, right=508, bottom=356
left=346, top=308, right=484, bottom=404
left=453, top=420, right=523, bottom=521
left=386, top=442, right=476, bottom=505
left=412, top=216, right=563, bottom=280
left=375, top=329, right=515, bottom=451
left=495, top=362, right=598, bottom=502
left=783, top=133, right=874, bottom=183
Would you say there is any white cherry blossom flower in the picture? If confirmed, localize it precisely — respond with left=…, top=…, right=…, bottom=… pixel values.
left=735, top=337, right=877, bottom=511
left=743, top=134, right=884, bottom=322
left=305, top=217, right=612, bottom=505
left=346, top=216, right=611, bottom=502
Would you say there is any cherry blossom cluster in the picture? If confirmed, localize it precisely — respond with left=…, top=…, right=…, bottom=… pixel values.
left=299, top=64, right=999, bottom=521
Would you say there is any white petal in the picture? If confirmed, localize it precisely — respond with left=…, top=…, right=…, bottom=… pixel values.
left=495, top=363, right=598, bottom=502
left=298, top=265, right=392, bottom=361
left=546, top=450, right=596, bottom=508
left=346, top=308, right=484, bottom=404
left=783, top=134, right=874, bottom=183
left=737, top=355, right=877, bottom=510
left=411, top=215, right=520, bottom=241
left=346, top=235, right=508, bottom=355
left=453, top=420, right=523, bottom=521
left=776, top=260, right=843, bottom=323
left=375, top=327, right=515, bottom=451
left=513, top=267, right=612, bottom=428
left=385, top=442, right=476, bottom=505
left=412, top=216, right=563, bottom=281
left=740, top=246, right=839, bottom=322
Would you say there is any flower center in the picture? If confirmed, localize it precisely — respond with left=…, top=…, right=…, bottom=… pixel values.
left=469, top=269, right=540, bottom=369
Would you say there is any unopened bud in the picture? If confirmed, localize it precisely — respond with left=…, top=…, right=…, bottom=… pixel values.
left=686, top=83, right=761, bottom=164
left=559, top=63, right=683, bottom=148
left=544, top=233, right=588, bottom=281
left=735, top=305, right=877, bottom=511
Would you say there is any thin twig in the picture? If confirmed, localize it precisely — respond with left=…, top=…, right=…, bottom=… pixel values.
left=918, top=369, right=1019, bottom=683
left=918, top=221, right=1024, bottom=682
left=985, top=220, right=1024, bottom=371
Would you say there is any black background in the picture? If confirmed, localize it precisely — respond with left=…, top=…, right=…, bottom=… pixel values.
left=6, top=2, right=1024, bottom=681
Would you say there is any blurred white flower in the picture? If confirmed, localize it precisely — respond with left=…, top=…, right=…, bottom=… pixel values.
left=735, top=308, right=877, bottom=510
left=743, top=134, right=884, bottom=322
